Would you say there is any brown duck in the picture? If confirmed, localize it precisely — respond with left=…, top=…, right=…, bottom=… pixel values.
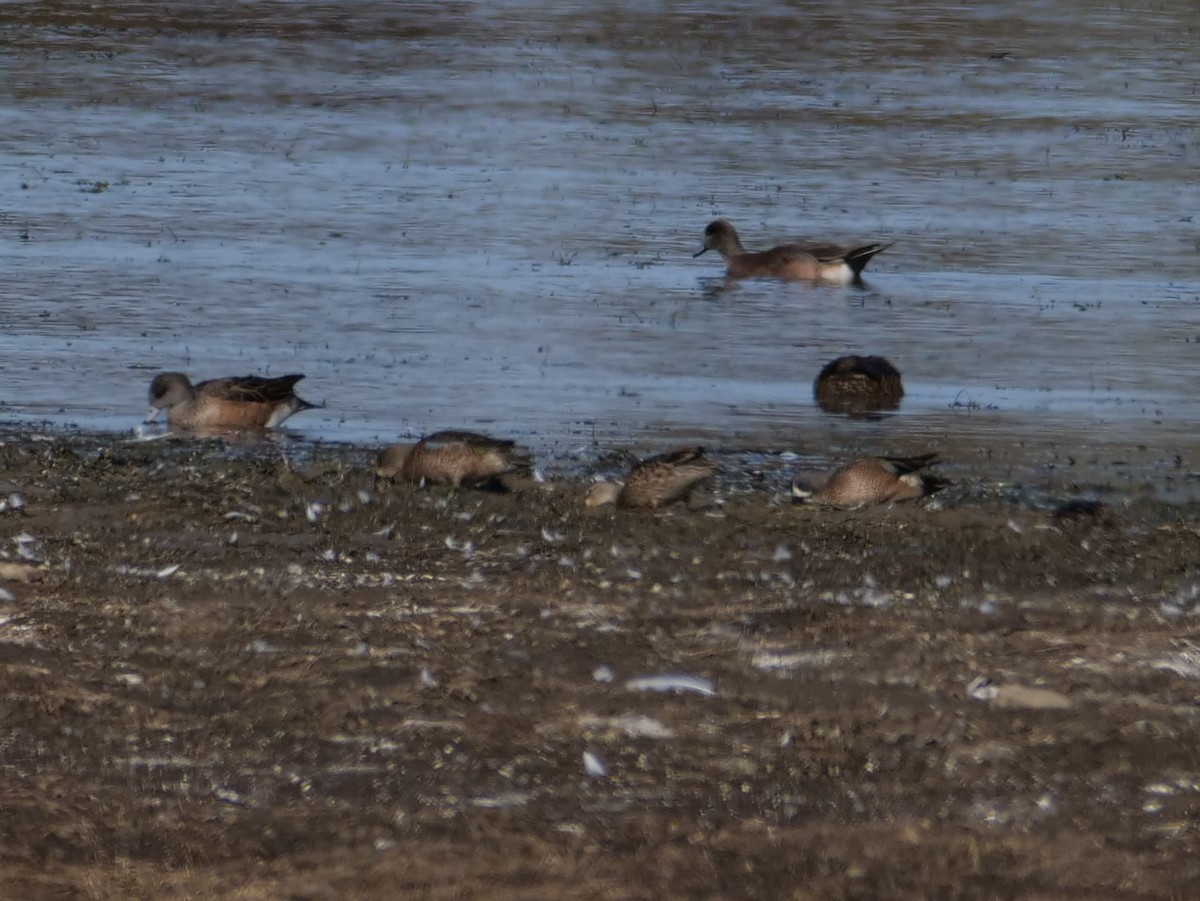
left=695, top=219, right=891, bottom=283
left=586, top=447, right=718, bottom=510
left=813, top=355, right=904, bottom=414
left=145, top=372, right=318, bottom=429
left=791, top=453, right=944, bottom=508
left=376, top=430, right=532, bottom=489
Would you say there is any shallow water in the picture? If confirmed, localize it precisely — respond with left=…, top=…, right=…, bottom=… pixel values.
left=3, top=1, right=1199, bottom=461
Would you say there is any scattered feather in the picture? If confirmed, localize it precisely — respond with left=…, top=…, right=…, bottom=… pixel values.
left=1153, top=651, right=1200, bottom=680
left=583, top=751, right=606, bottom=778
left=155, top=564, right=181, bottom=580
left=752, top=649, right=841, bottom=671
left=966, top=676, right=999, bottom=701
left=580, top=714, right=674, bottom=739
left=625, top=673, right=716, bottom=696
left=16, top=542, right=40, bottom=562
left=214, top=787, right=248, bottom=807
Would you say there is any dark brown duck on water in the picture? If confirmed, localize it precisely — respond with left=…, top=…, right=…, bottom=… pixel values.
left=813, top=355, right=904, bottom=415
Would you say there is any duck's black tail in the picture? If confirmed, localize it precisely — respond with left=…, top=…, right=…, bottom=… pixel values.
left=844, top=242, right=894, bottom=278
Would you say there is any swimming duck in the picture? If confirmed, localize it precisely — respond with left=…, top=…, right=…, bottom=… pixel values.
left=695, top=219, right=891, bottom=284
left=813, top=355, right=904, bottom=414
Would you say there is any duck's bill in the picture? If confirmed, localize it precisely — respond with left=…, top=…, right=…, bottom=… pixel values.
left=693, top=246, right=709, bottom=258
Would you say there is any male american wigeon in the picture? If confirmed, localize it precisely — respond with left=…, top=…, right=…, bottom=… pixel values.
left=791, top=453, right=945, bottom=508
left=586, top=447, right=718, bottom=510
left=695, top=219, right=891, bottom=284
left=146, top=372, right=318, bottom=429
left=376, top=430, right=532, bottom=489
left=813, top=355, right=904, bottom=414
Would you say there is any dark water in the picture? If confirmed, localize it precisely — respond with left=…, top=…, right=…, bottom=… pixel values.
left=3, top=1, right=1199, bottom=459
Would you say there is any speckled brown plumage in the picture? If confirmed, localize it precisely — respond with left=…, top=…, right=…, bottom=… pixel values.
left=376, top=430, right=531, bottom=489
left=587, top=447, right=718, bottom=510
left=694, top=219, right=891, bottom=283
left=792, top=453, right=944, bottom=508
left=813, top=355, right=904, bottom=415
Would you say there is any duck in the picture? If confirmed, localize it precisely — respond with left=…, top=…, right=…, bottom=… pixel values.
left=586, top=447, right=718, bottom=510
left=145, top=372, right=318, bottom=429
left=813, top=355, right=904, bottom=414
left=791, top=453, right=944, bottom=508
left=694, top=219, right=891, bottom=284
left=376, top=430, right=532, bottom=489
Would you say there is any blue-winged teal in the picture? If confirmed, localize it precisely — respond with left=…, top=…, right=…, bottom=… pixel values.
left=146, top=372, right=318, bottom=429
left=376, top=430, right=532, bottom=489
left=695, top=219, right=891, bottom=284
left=791, top=453, right=944, bottom=508
left=813, top=355, right=904, bottom=414
left=586, top=447, right=718, bottom=510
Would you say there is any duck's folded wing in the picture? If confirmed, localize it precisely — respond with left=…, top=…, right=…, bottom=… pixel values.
left=422, top=430, right=515, bottom=451
left=789, top=241, right=853, bottom=262
left=197, top=375, right=305, bottom=403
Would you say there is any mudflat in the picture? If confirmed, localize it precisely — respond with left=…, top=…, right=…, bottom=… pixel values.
left=2, top=431, right=1200, bottom=899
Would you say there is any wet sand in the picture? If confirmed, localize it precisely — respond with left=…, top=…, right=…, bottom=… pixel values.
left=3, top=429, right=1200, bottom=898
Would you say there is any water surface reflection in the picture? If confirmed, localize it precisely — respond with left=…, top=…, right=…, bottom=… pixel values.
left=2, top=1, right=1198, bottom=471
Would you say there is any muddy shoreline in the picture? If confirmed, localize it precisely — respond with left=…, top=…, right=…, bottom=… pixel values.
left=1, top=428, right=1199, bottom=898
